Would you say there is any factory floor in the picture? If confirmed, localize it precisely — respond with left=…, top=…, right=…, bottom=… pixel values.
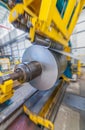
left=54, top=68, right=85, bottom=130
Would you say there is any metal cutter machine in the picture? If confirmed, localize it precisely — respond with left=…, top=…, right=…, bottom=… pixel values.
left=0, top=0, right=85, bottom=103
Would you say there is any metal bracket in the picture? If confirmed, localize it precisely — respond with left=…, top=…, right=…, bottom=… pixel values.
left=24, top=105, right=54, bottom=130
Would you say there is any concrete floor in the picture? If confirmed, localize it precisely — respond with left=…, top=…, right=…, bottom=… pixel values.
left=54, top=68, right=85, bottom=130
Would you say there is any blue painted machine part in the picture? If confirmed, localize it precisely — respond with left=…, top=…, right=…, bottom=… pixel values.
left=64, top=41, right=72, bottom=79
left=64, top=61, right=72, bottom=78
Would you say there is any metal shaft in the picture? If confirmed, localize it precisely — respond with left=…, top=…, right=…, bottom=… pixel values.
left=0, top=61, right=42, bottom=84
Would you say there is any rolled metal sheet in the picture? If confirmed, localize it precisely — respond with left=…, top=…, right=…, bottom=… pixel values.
left=22, top=45, right=67, bottom=90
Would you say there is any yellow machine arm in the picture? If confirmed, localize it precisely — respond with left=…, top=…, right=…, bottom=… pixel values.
left=9, top=0, right=85, bottom=47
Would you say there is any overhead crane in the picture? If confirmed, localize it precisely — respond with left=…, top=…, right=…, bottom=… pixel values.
left=0, top=0, right=85, bottom=129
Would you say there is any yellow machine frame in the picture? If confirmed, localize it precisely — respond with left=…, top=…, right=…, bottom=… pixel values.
left=9, top=0, right=85, bottom=47
left=0, top=0, right=85, bottom=104
left=23, top=80, right=64, bottom=130
left=0, top=79, right=14, bottom=103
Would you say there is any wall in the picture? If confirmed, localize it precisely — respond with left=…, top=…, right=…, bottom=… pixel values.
left=71, top=9, right=85, bottom=63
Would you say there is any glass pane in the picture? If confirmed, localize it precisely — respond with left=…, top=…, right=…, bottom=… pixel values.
left=56, top=0, right=68, bottom=18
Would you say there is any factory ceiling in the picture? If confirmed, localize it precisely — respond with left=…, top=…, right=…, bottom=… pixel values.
left=0, top=1, right=24, bottom=47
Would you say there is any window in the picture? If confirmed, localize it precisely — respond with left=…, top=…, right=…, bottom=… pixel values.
left=67, top=5, right=77, bottom=28
left=56, top=0, right=68, bottom=18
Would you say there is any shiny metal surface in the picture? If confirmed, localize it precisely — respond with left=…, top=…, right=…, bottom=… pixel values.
left=15, top=61, right=42, bottom=82
left=22, top=45, right=67, bottom=90
left=50, top=48, right=83, bottom=61
left=52, top=51, right=67, bottom=78
left=0, top=61, right=42, bottom=85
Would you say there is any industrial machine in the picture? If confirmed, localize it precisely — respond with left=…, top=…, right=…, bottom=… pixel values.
left=0, top=0, right=85, bottom=129
left=0, top=0, right=85, bottom=103
left=0, top=55, right=12, bottom=72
